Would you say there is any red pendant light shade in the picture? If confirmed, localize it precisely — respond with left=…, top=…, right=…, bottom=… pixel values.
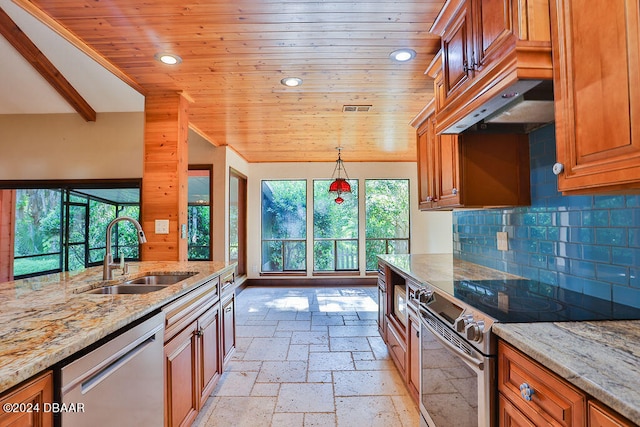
left=328, top=148, right=351, bottom=204
left=328, top=178, right=351, bottom=194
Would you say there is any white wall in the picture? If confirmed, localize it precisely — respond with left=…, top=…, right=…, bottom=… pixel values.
left=0, top=113, right=144, bottom=180
left=188, top=132, right=250, bottom=262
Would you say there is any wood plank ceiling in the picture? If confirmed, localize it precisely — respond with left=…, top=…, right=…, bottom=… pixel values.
left=14, top=0, right=445, bottom=163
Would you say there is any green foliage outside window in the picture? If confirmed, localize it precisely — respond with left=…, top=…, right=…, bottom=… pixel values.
left=13, top=188, right=141, bottom=278
left=365, top=180, right=410, bottom=270
left=261, top=180, right=306, bottom=271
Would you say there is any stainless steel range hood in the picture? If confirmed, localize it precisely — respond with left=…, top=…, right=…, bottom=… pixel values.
left=442, top=80, right=555, bottom=134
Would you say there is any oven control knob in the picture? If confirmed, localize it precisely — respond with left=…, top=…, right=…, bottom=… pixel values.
left=419, top=289, right=434, bottom=305
left=454, top=314, right=474, bottom=333
left=465, top=320, right=485, bottom=342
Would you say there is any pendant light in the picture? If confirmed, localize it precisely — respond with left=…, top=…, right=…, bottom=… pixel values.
left=328, top=147, right=351, bottom=204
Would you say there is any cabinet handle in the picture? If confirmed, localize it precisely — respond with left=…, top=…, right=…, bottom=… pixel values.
left=452, top=188, right=458, bottom=195
left=195, top=328, right=204, bottom=337
left=519, top=383, right=534, bottom=401
left=225, top=306, right=232, bottom=313
left=552, top=162, right=564, bottom=175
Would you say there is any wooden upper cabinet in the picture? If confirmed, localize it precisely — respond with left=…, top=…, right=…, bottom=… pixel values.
left=412, top=106, right=530, bottom=211
left=416, top=101, right=438, bottom=210
left=550, top=0, right=640, bottom=193
left=474, top=0, right=514, bottom=68
left=440, top=0, right=475, bottom=102
left=430, top=0, right=552, bottom=133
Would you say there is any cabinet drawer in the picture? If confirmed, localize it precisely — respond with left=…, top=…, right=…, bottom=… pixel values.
left=498, top=341, right=586, bottom=426
left=386, top=322, right=406, bottom=373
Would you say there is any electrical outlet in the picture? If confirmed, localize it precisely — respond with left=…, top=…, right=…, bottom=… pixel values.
left=497, top=232, right=509, bottom=251
left=155, top=219, right=169, bottom=234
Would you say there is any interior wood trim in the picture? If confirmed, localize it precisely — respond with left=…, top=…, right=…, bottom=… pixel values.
left=0, top=178, right=142, bottom=190
left=243, top=277, right=377, bottom=287
left=11, top=0, right=145, bottom=95
left=0, top=7, right=96, bottom=121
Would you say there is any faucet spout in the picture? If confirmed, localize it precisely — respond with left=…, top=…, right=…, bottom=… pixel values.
left=103, top=216, right=146, bottom=280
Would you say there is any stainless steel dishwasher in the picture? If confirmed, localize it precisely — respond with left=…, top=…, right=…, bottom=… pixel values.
left=60, top=312, right=165, bottom=426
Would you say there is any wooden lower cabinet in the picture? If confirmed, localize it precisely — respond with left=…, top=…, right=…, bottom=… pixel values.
left=165, top=320, right=199, bottom=427
left=197, top=304, right=221, bottom=407
left=221, top=293, right=235, bottom=365
left=165, top=302, right=221, bottom=427
left=499, top=340, right=586, bottom=426
left=498, top=341, right=635, bottom=427
left=588, top=400, right=635, bottom=427
left=0, top=371, right=53, bottom=427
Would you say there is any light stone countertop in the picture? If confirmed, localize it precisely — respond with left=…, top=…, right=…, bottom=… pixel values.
left=0, top=261, right=234, bottom=394
left=379, top=253, right=640, bottom=425
left=493, top=322, right=640, bottom=425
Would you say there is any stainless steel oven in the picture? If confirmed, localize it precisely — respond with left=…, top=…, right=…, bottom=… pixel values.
left=419, top=305, right=495, bottom=427
left=411, top=284, right=496, bottom=427
left=405, top=271, right=640, bottom=427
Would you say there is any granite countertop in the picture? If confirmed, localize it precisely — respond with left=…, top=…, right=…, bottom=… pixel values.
left=0, top=261, right=234, bottom=394
left=493, top=322, right=640, bottom=425
left=379, top=253, right=640, bottom=425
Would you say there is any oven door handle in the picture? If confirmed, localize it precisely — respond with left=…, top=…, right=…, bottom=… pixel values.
left=421, top=320, right=485, bottom=371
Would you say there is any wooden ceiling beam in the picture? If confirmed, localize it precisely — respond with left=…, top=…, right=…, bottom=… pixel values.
left=0, top=7, right=96, bottom=121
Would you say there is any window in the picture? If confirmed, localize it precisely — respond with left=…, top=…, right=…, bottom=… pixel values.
left=12, top=184, right=142, bottom=279
left=365, top=179, right=410, bottom=271
left=188, top=167, right=212, bottom=260
left=261, top=180, right=306, bottom=272
left=13, top=189, right=63, bottom=277
left=313, top=179, right=358, bottom=272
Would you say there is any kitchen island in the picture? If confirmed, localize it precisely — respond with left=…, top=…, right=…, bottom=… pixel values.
left=0, top=261, right=236, bottom=394
left=378, top=253, right=640, bottom=426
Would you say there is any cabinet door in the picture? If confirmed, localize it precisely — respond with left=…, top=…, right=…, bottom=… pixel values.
left=434, top=133, right=461, bottom=208
left=499, top=393, right=537, bottom=427
left=197, top=304, right=220, bottom=408
left=0, top=371, right=53, bottom=427
left=417, top=114, right=437, bottom=210
left=474, top=0, right=513, bottom=69
left=222, top=295, right=235, bottom=364
left=165, top=322, right=198, bottom=427
left=588, top=400, right=634, bottom=427
left=441, top=0, right=474, bottom=101
left=552, top=0, right=640, bottom=193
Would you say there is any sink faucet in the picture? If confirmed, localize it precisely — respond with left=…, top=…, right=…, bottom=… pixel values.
left=103, top=216, right=147, bottom=280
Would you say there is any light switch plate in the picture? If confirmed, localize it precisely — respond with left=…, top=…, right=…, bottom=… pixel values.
left=497, top=232, right=508, bottom=251
left=155, top=219, right=169, bottom=234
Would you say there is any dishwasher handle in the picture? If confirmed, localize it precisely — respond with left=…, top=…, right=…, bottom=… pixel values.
left=81, top=333, right=157, bottom=394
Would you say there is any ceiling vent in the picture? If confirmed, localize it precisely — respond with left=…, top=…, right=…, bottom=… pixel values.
left=342, top=105, right=372, bottom=112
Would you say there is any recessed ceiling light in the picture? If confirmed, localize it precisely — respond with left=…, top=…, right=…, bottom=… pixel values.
left=280, top=77, right=303, bottom=87
left=389, top=49, right=416, bottom=63
left=154, top=53, right=182, bottom=65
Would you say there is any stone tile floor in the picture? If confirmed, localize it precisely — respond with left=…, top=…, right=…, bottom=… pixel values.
left=193, top=286, right=419, bottom=427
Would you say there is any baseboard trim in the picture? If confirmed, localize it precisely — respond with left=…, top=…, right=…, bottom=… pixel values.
left=241, top=276, right=377, bottom=288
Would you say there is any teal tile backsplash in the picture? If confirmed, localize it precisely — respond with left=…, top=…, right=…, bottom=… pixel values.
left=453, top=124, right=640, bottom=308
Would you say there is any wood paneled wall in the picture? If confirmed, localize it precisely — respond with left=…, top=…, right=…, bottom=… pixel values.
left=141, top=92, right=189, bottom=261
left=0, top=190, right=15, bottom=282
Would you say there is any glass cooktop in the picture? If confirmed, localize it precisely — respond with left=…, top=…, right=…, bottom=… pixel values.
left=452, top=279, right=640, bottom=323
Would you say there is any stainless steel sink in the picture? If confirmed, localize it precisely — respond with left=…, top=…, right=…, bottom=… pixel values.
left=84, top=272, right=196, bottom=294
left=122, top=273, right=195, bottom=285
left=85, top=284, right=169, bottom=295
